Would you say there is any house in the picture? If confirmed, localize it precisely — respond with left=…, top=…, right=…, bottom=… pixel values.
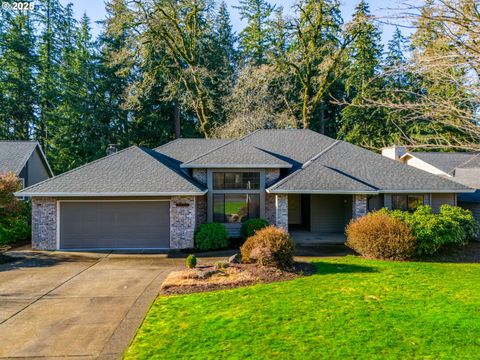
left=16, top=129, right=472, bottom=251
left=0, top=141, right=53, bottom=189
left=382, top=146, right=480, bottom=238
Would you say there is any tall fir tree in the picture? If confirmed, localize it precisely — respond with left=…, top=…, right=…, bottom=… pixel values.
left=35, top=0, right=64, bottom=152
left=338, top=0, right=389, bottom=149
left=0, top=10, right=37, bottom=139
left=97, top=0, right=134, bottom=149
left=235, top=0, right=274, bottom=65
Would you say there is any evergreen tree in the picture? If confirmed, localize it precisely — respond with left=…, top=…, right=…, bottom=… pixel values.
left=338, top=0, right=389, bottom=148
left=235, top=0, right=274, bottom=65
left=97, top=0, right=134, bottom=149
left=210, top=1, right=237, bottom=124
left=35, top=0, right=64, bottom=151
left=0, top=10, right=37, bottom=139
left=51, top=14, right=105, bottom=172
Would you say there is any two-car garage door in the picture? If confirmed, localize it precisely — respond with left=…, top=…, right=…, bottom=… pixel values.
left=59, top=201, right=170, bottom=250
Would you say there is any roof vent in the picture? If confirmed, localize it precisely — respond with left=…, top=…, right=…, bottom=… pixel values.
left=106, top=144, right=118, bottom=156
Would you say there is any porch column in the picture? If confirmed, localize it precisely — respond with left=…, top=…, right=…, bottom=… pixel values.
left=352, top=194, right=367, bottom=219
left=275, top=194, right=288, bottom=231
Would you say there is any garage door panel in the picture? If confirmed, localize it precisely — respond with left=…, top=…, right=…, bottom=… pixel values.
left=60, top=202, right=170, bottom=249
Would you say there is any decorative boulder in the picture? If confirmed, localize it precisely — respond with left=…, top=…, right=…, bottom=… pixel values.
left=228, top=253, right=241, bottom=264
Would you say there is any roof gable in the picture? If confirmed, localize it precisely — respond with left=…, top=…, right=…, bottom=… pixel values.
left=17, top=146, right=206, bottom=197
left=269, top=140, right=472, bottom=193
left=407, top=152, right=480, bottom=174
left=0, top=141, right=53, bottom=176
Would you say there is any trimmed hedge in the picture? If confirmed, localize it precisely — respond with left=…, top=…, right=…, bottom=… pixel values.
left=241, top=226, right=295, bottom=269
left=194, top=222, right=228, bottom=251
left=346, top=212, right=416, bottom=260
left=240, top=218, right=269, bottom=239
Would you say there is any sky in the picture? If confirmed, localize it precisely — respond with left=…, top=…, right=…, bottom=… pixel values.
left=59, top=0, right=412, bottom=45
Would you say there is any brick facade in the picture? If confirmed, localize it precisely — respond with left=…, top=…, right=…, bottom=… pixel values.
left=195, top=195, right=207, bottom=228
left=170, top=196, right=196, bottom=249
left=265, top=193, right=276, bottom=224
left=352, top=194, right=368, bottom=219
left=275, top=194, right=289, bottom=230
left=31, top=197, right=57, bottom=250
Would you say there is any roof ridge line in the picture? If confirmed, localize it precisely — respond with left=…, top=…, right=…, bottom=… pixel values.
left=181, top=139, right=237, bottom=165
left=140, top=148, right=206, bottom=190
left=268, top=140, right=340, bottom=191
left=301, top=140, right=340, bottom=170
left=450, top=153, right=480, bottom=174
left=19, top=145, right=138, bottom=193
left=238, top=129, right=261, bottom=141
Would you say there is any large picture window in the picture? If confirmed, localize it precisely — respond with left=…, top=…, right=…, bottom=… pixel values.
left=213, top=194, right=260, bottom=223
left=213, top=172, right=260, bottom=190
left=392, top=195, right=424, bottom=211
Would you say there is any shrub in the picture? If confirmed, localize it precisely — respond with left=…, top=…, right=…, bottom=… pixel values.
left=186, top=254, right=197, bottom=269
left=194, top=222, right=228, bottom=251
left=439, top=205, right=479, bottom=242
left=214, top=261, right=229, bottom=270
left=240, top=218, right=269, bottom=239
left=0, top=173, right=31, bottom=245
left=379, top=205, right=475, bottom=256
left=346, top=212, right=416, bottom=260
left=241, top=226, right=295, bottom=269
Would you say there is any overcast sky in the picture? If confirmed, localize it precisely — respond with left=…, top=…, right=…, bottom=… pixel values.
left=59, top=0, right=413, bottom=45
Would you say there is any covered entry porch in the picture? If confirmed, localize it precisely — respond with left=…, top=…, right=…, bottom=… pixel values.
left=288, top=193, right=368, bottom=245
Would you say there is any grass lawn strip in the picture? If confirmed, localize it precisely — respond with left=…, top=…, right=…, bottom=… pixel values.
left=126, top=256, right=480, bottom=359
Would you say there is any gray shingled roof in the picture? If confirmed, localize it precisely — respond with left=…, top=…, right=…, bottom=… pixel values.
left=240, top=129, right=337, bottom=166
left=408, top=152, right=480, bottom=174
left=16, top=146, right=206, bottom=196
left=155, top=138, right=231, bottom=165
left=0, top=141, right=42, bottom=175
left=269, top=140, right=472, bottom=193
left=181, top=134, right=293, bottom=169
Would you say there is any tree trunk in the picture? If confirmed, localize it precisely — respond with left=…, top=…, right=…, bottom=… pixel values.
left=319, top=102, right=325, bottom=134
left=174, top=101, right=181, bottom=139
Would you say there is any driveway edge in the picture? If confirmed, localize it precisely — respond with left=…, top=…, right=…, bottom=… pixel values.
left=98, top=268, right=174, bottom=359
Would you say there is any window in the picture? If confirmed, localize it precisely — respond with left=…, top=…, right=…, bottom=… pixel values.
left=392, top=195, right=424, bottom=211
left=213, top=172, right=259, bottom=190
left=213, top=194, right=260, bottom=223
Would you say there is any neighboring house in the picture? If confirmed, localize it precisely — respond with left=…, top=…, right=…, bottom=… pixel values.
left=0, top=141, right=53, bottom=189
left=16, top=130, right=472, bottom=251
left=382, top=146, right=480, bottom=239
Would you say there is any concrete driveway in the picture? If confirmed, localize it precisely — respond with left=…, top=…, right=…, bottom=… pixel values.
left=0, top=250, right=183, bottom=359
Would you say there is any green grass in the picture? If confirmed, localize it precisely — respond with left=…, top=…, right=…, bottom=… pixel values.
left=125, top=256, right=480, bottom=359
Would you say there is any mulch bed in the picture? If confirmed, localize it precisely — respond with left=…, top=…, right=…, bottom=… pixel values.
left=161, top=262, right=316, bottom=295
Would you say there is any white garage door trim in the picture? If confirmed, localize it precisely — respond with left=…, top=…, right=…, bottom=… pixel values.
left=56, top=199, right=171, bottom=250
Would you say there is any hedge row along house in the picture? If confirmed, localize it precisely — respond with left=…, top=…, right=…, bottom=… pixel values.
left=382, top=146, right=480, bottom=239
left=16, top=129, right=473, bottom=251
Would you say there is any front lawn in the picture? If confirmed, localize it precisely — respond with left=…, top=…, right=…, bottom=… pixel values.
left=126, top=256, right=480, bottom=359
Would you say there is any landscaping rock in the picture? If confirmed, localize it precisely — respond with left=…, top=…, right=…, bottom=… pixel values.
left=229, top=253, right=241, bottom=264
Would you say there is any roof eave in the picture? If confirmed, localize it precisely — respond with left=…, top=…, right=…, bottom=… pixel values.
left=181, top=164, right=292, bottom=169
left=266, top=188, right=474, bottom=194
left=266, top=189, right=379, bottom=194
left=14, top=190, right=208, bottom=197
left=379, top=189, right=475, bottom=193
